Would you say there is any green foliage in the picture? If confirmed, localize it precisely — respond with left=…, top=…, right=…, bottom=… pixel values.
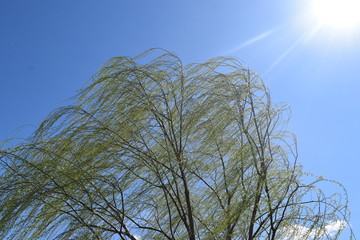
left=0, top=49, right=353, bottom=239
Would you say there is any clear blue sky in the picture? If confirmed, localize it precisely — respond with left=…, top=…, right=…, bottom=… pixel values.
left=1, top=0, right=359, bottom=237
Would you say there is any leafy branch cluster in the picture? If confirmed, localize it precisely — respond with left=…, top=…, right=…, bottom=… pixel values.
left=0, top=49, right=353, bottom=239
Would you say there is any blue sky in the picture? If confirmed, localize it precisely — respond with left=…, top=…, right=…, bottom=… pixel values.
left=1, top=0, right=360, bottom=237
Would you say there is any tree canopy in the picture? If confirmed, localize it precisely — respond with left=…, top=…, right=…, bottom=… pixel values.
left=0, top=49, right=354, bottom=239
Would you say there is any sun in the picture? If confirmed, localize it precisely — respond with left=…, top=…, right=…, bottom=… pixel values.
left=311, top=0, right=360, bottom=30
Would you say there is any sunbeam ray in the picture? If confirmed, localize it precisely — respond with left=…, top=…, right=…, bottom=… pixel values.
left=225, top=26, right=282, bottom=55
left=264, top=25, right=323, bottom=75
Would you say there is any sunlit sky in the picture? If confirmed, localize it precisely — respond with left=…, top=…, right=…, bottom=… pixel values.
left=1, top=0, right=360, bottom=236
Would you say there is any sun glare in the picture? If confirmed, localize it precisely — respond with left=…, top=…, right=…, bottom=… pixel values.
left=312, top=0, right=360, bottom=30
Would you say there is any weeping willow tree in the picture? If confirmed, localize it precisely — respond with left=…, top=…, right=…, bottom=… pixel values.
left=0, top=49, right=354, bottom=240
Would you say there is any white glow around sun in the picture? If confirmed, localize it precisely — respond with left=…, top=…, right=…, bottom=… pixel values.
left=312, top=0, right=360, bottom=29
